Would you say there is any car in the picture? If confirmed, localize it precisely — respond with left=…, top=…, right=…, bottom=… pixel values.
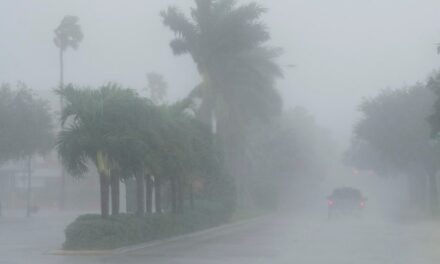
left=327, top=187, right=366, bottom=219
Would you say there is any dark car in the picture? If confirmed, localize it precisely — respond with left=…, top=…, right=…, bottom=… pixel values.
left=327, top=187, right=366, bottom=218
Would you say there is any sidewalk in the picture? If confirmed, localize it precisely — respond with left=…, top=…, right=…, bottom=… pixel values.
left=0, top=210, right=88, bottom=264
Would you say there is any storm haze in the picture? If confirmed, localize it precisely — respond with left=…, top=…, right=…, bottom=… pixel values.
left=2, top=0, right=440, bottom=145
left=3, top=0, right=440, bottom=263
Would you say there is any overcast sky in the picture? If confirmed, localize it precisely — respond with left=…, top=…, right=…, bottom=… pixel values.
left=1, top=0, right=440, bottom=146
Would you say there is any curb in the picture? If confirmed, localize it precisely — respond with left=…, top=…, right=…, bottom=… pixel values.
left=115, top=215, right=267, bottom=255
left=46, top=250, right=113, bottom=256
left=47, top=215, right=268, bottom=257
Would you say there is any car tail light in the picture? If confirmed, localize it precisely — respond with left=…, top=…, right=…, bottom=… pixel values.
left=328, top=200, right=334, bottom=206
left=360, top=201, right=365, bottom=208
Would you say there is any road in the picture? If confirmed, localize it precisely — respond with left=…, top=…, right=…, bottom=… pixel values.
left=1, top=209, right=440, bottom=264
left=107, top=213, right=440, bottom=264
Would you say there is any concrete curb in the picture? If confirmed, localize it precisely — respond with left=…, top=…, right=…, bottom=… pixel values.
left=46, top=215, right=268, bottom=257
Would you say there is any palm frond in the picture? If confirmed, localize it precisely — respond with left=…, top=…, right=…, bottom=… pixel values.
left=161, top=7, right=197, bottom=40
left=54, top=15, right=83, bottom=50
left=56, top=123, right=90, bottom=177
left=169, top=38, right=191, bottom=56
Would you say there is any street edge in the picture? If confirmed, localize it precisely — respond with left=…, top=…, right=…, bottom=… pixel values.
left=115, top=215, right=268, bottom=255
left=45, top=214, right=268, bottom=256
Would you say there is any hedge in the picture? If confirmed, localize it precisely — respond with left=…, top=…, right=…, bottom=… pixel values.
left=63, top=203, right=233, bottom=250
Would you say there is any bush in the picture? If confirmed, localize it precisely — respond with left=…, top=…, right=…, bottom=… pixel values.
left=63, top=205, right=233, bottom=250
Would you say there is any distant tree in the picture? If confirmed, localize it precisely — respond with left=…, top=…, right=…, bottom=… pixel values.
left=428, top=71, right=440, bottom=136
left=344, top=138, right=393, bottom=175
left=146, top=72, right=168, bottom=104
left=0, top=83, right=53, bottom=162
left=162, top=0, right=283, bottom=207
left=248, top=107, right=335, bottom=210
left=0, top=82, right=54, bottom=216
left=352, top=84, right=440, bottom=216
left=427, top=71, right=440, bottom=216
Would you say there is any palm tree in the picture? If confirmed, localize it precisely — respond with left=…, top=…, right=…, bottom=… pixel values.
left=146, top=72, right=168, bottom=104
left=161, top=108, right=195, bottom=213
left=110, top=107, right=157, bottom=217
left=56, top=84, right=147, bottom=217
left=54, top=15, right=83, bottom=210
left=161, top=0, right=283, bottom=207
left=54, top=15, right=83, bottom=89
left=161, top=0, right=282, bottom=124
left=56, top=85, right=112, bottom=217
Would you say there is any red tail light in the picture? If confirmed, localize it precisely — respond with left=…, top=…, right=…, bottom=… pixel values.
left=360, top=201, right=365, bottom=208
left=328, top=200, right=334, bottom=206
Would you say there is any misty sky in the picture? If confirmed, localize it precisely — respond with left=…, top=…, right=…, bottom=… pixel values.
left=1, top=0, right=440, bottom=145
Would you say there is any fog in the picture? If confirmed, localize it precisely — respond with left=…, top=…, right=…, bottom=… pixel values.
left=2, top=0, right=440, bottom=263
left=2, top=0, right=440, bottom=144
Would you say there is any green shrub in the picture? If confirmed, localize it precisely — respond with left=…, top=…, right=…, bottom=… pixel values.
left=63, top=204, right=233, bottom=250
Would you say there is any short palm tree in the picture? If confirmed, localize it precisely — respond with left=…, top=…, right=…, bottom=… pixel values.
left=56, top=83, right=146, bottom=217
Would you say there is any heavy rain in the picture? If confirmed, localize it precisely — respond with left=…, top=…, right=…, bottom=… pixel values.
left=1, top=0, right=440, bottom=263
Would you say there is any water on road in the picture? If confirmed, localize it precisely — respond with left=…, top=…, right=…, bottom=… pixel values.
left=1, top=209, right=440, bottom=264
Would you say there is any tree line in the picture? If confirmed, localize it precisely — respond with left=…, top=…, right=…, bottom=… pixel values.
left=347, top=72, right=440, bottom=217
left=0, top=0, right=336, bottom=218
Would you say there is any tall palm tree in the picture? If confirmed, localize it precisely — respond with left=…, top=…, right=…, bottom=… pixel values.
left=162, top=0, right=283, bottom=206
left=54, top=15, right=83, bottom=210
left=54, top=15, right=83, bottom=90
left=161, top=0, right=282, bottom=124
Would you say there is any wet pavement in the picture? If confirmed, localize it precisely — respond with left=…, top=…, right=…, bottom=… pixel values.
left=1, top=209, right=440, bottom=264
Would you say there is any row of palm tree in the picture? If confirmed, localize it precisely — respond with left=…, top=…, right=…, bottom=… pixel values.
left=56, top=83, right=225, bottom=217
left=54, top=0, right=284, bottom=212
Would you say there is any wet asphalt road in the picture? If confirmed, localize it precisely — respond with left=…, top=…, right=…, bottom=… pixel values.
left=2, top=210, right=440, bottom=264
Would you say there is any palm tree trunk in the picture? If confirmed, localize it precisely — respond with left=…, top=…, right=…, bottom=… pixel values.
left=99, top=173, right=110, bottom=218
left=125, top=178, right=136, bottom=213
left=211, top=109, right=217, bottom=134
left=58, top=47, right=66, bottom=211
left=171, top=178, right=177, bottom=213
left=111, top=171, right=120, bottom=215
left=145, top=175, right=153, bottom=214
left=26, top=156, right=32, bottom=218
left=177, top=177, right=184, bottom=214
left=155, top=176, right=162, bottom=214
left=60, top=48, right=64, bottom=88
left=59, top=170, right=66, bottom=210
left=190, top=182, right=195, bottom=210
left=135, top=173, right=145, bottom=216
left=408, top=167, right=426, bottom=210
